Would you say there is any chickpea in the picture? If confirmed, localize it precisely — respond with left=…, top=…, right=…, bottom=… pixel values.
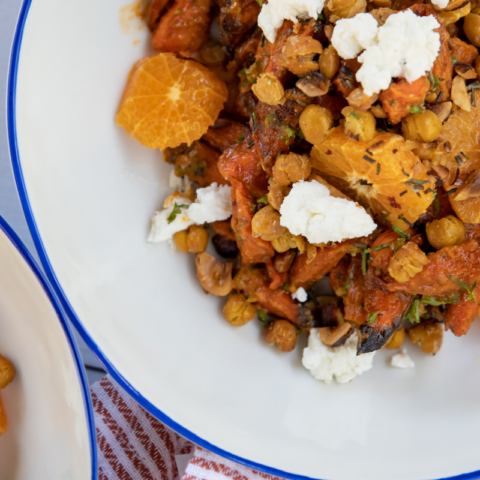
left=273, top=153, right=312, bottom=186
left=299, top=105, right=334, bottom=145
left=263, top=319, right=297, bottom=352
left=251, top=73, right=285, bottom=106
left=272, top=230, right=300, bottom=253
left=342, top=107, right=376, bottom=142
left=223, top=293, right=257, bottom=326
left=426, top=215, right=465, bottom=249
left=408, top=322, right=443, bottom=355
left=173, top=230, right=189, bottom=253
left=283, top=36, right=323, bottom=76
left=370, top=104, right=387, bottom=119
left=187, top=225, right=209, bottom=253
left=347, top=88, right=379, bottom=111
left=319, top=45, right=340, bottom=79
left=464, top=13, right=480, bottom=47
left=425, top=92, right=437, bottom=103
left=388, top=242, right=428, bottom=283
left=252, top=205, right=286, bottom=241
left=267, top=182, right=291, bottom=211
left=0, top=355, right=14, bottom=389
left=385, top=327, right=406, bottom=350
left=475, top=56, right=480, bottom=78
left=326, top=0, right=366, bottom=20
left=401, top=111, right=443, bottom=143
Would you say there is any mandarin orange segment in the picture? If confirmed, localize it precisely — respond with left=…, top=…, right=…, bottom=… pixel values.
left=433, top=91, right=480, bottom=189
left=311, top=127, right=435, bottom=228
left=117, top=53, right=228, bottom=150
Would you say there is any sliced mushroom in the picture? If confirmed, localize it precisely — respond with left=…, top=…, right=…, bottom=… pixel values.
left=313, top=296, right=344, bottom=328
left=451, top=170, right=480, bottom=201
left=451, top=76, right=471, bottom=112
left=455, top=63, right=477, bottom=79
left=195, top=252, right=233, bottom=296
left=319, top=323, right=353, bottom=347
left=347, top=87, right=379, bottom=111
left=296, top=72, right=330, bottom=97
left=428, top=101, right=453, bottom=123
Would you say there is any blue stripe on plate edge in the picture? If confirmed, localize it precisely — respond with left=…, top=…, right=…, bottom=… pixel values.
left=0, top=214, right=98, bottom=478
left=6, top=1, right=480, bottom=479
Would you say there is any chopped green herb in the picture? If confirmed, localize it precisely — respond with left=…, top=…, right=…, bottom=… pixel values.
left=247, top=140, right=255, bottom=149
left=257, top=195, right=269, bottom=205
left=167, top=202, right=188, bottom=224
left=367, top=311, right=379, bottom=324
left=392, top=225, right=409, bottom=240
left=450, top=276, right=478, bottom=302
left=401, top=167, right=409, bottom=177
left=393, top=237, right=406, bottom=253
left=237, top=134, right=245, bottom=143
left=381, top=212, right=387, bottom=223
left=420, top=294, right=459, bottom=306
left=409, top=104, right=424, bottom=114
left=406, top=178, right=429, bottom=185
left=350, top=111, right=360, bottom=120
left=317, top=12, right=325, bottom=20
left=265, top=112, right=281, bottom=126
left=255, top=0, right=263, bottom=6
left=455, top=155, right=463, bottom=165
left=446, top=188, right=458, bottom=195
left=405, top=299, right=421, bottom=324
left=281, top=283, right=290, bottom=291
left=461, top=151, right=470, bottom=160
left=280, top=125, right=296, bottom=144
left=391, top=100, right=396, bottom=106
left=398, top=214, right=414, bottom=228
left=354, top=242, right=367, bottom=248
left=373, top=243, right=392, bottom=251
left=296, top=100, right=307, bottom=107
left=361, top=248, right=371, bottom=274
left=399, top=190, right=407, bottom=197
left=362, top=155, right=376, bottom=164
left=377, top=163, right=381, bottom=175
left=258, top=309, right=269, bottom=323
left=451, top=54, right=458, bottom=65
left=251, top=112, right=257, bottom=131
left=176, top=9, right=182, bottom=14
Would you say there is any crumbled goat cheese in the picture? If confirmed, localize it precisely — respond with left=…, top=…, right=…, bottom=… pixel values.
left=279, top=180, right=376, bottom=244
left=330, top=13, right=378, bottom=60
left=303, top=329, right=375, bottom=384
left=258, top=0, right=325, bottom=43
left=188, top=183, right=232, bottom=224
left=332, top=10, right=441, bottom=95
left=431, top=0, right=449, bottom=8
left=148, top=184, right=232, bottom=242
left=147, top=193, right=194, bottom=243
left=390, top=349, right=415, bottom=368
left=292, top=287, right=308, bottom=302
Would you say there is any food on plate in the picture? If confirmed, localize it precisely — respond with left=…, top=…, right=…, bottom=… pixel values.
left=0, top=354, right=15, bottom=435
left=119, top=0, right=480, bottom=383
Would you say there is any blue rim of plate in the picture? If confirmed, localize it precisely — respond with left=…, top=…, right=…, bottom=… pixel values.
left=6, top=1, right=480, bottom=479
left=0, top=214, right=98, bottom=478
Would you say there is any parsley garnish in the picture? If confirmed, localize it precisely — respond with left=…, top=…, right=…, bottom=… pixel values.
left=361, top=248, right=371, bottom=274
left=350, top=111, right=360, bottom=120
left=258, top=309, right=270, bottom=324
left=257, top=195, right=269, bottom=206
left=237, top=134, right=245, bottom=143
left=367, top=311, right=379, bottom=324
left=373, top=243, right=391, bottom=251
left=405, top=299, right=421, bottom=324
left=409, top=104, right=424, bottom=114
left=392, top=225, right=409, bottom=240
left=451, top=54, right=458, bottom=65
left=280, top=125, right=296, bottom=144
left=167, top=202, right=188, bottom=224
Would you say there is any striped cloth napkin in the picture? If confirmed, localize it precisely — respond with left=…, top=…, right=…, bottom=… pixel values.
left=91, top=376, right=282, bottom=480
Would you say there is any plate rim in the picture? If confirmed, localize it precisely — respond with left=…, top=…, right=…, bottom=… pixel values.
left=6, top=1, right=480, bottom=479
left=0, top=213, right=98, bottom=478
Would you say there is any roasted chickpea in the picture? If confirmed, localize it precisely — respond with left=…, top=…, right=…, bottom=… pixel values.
left=342, top=107, right=376, bottom=142
left=370, top=104, right=387, bottom=119
left=408, top=322, right=443, bottom=355
left=273, top=153, right=311, bottom=186
left=173, top=230, right=189, bottom=253
left=263, top=319, right=297, bottom=352
left=388, top=242, right=428, bottom=283
left=425, top=92, right=437, bottom=103
left=319, top=45, right=340, bottom=79
left=326, top=0, right=366, bottom=20
left=464, top=13, right=480, bottom=47
left=252, top=205, right=286, bottom=241
left=251, top=73, right=285, bottom=106
left=223, top=293, right=257, bottom=326
left=272, top=230, right=302, bottom=253
left=439, top=2, right=471, bottom=25
left=347, top=88, right=379, bottom=111
left=385, top=327, right=406, bottom=350
left=299, top=105, right=334, bottom=145
left=267, top=182, right=291, bottom=211
left=401, top=111, right=443, bottom=143
left=283, top=35, right=323, bottom=75
left=475, top=55, right=480, bottom=78
left=426, top=215, right=466, bottom=249
left=187, top=225, right=209, bottom=253
left=0, top=355, right=14, bottom=389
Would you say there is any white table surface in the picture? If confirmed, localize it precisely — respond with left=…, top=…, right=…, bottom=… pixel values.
left=0, top=0, right=105, bottom=385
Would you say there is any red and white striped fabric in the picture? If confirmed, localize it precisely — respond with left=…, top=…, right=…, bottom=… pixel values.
left=91, top=376, right=284, bottom=480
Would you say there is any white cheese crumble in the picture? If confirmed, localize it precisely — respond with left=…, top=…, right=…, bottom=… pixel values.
left=148, top=184, right=232, bottom=242
left=188, top=183, right=232, bottom=224
left=147, top=193, right=194, bottom=243
left=292, top=287, right=308, bottom=302
left=390, top=349, right=415, bottom=368
left=303, top=329, right=375, bottom=384
left=279, top=180, right=376, bottom=244
left=258, top=0, right=325, bottom=43
left=169, top=169, right=184, bottom=190
left=332, top=10, right=441, bottom=95
left=431, top=0, right=449, bottom=8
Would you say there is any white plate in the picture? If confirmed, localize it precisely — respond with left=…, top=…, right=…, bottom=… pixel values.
left=0, top=216, right=96, bottom=479
left=7, top=1, right=480, bottom=479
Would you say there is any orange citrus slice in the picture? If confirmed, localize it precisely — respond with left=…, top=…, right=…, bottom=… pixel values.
left=117, top=53, right=228, bottom=150
left=311, top=127, right=436, bottom=229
